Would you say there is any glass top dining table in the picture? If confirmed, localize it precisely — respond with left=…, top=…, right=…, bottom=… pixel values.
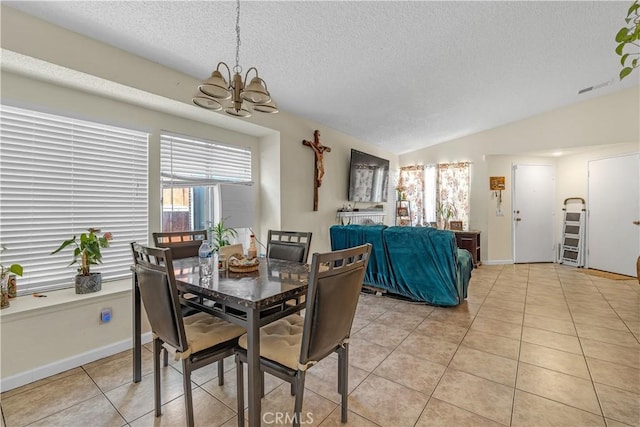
left=131, top=256, right=310, bottom=427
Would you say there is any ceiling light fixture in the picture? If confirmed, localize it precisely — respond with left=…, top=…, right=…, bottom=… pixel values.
left=193, top=0, right=278, bottom=118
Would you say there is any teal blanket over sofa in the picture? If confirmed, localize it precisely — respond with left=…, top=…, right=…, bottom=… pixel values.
left=330, top=225, right=473, bottom=306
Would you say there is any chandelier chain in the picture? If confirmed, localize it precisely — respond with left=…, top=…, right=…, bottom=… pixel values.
left=234, top=0, right=242, bottom=74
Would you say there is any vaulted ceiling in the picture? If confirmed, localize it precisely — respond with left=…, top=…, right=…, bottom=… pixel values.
left=4, top=1, right=639, bottom=154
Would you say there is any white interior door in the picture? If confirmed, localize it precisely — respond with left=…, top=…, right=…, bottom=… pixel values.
left=513, top=164, right=555, bottom=263
left=588, top=153, right=640, bottom=276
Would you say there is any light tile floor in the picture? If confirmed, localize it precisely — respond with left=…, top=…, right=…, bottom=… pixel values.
left=2, top=264, right=639, bottom=426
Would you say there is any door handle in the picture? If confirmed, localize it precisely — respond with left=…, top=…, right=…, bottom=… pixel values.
left=634, top=220, right=640, bottom=225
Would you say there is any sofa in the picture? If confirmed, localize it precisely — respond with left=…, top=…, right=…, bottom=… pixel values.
left=330, top=224, right=473, bottom=306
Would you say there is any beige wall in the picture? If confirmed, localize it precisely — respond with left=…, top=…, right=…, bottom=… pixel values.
left=249, top=111, right=398, bottom=255
left=400, top=87, right=640, bottom=263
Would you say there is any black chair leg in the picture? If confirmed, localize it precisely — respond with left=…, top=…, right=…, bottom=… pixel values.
left=163, top=347, right=169, bottom=367
left=260, top=371, right=265, bottom=398
left=338, top=344, right=349, bottom=422
left=293, top=371, right=306, bottom=427
left=152, top=338, right=162, bottom=417
left=218, top=358, right=224, bottom=386
left=183, top=359, right=195, bottom=427
left=235, top=354, right=245, bottom=427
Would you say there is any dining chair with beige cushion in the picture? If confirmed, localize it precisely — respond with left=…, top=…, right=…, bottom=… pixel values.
left=235, top=243, right=372, bottom=427
left=152, top=230, right=210, bottom=364
left=130, top=243, right=245, bottom=427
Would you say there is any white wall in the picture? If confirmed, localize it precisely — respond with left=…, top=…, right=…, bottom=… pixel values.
left=400, top=87, right=640, bottom=263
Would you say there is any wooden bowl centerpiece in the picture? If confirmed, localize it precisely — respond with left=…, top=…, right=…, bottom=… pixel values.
left=227, top=253, right=260, bottom=273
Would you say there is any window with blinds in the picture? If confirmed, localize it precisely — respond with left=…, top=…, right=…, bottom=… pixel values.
left=160, top=132, right=253, bottom=232
left=160, top=132, right=251, bottom=188
left=0, top=105, right=148, bottom=294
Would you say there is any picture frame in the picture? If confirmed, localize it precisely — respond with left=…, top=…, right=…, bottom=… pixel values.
left=449, top=220, right=463, bottom=231
left=397, top=207, right=409, bottom=217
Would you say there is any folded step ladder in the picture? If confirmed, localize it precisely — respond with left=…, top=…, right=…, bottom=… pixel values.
left=560, top=197, right=586, bottom=267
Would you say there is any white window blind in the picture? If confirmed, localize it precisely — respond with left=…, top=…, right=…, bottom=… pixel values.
left=160, top=132, right=252, bottom=188
left=0, top=105, right=148, bottom=294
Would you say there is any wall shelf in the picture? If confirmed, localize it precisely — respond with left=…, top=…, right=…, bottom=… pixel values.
left=336, top=211, right=385, bottom=225
left=395, top=200, right=412, bottom=226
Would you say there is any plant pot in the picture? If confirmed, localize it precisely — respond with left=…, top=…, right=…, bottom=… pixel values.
left=7, top=274, right=17, bottom=298
left=75, top=273, right=102, bottom=294
left=1, top=275, right=9, bottom=309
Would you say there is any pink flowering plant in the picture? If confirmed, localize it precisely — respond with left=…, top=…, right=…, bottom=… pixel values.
left=51, top=228, right=113, bottom=276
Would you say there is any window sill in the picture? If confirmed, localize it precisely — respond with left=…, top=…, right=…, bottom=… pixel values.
left=0, top=279, right=131, bottom=323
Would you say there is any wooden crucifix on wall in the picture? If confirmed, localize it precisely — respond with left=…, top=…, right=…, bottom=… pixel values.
left=302, top=130, right=331, bottom=211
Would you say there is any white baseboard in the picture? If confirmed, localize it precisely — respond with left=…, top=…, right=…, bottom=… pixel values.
left=481, top=260, right=514, bottom=265
left=0, top=332, right=153, bottom=392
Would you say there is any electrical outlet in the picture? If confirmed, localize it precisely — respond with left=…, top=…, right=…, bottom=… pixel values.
left=100, top=308, right=112, bottom=323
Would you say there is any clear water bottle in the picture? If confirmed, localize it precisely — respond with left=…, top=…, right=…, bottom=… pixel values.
left=198, top=241, right=213, bottom=279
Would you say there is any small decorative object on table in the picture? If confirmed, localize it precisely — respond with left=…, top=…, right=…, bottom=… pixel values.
left=437, top=202, right=457, bottom=230
left=51, top=228, right=113, bottom=294
left=227, top=254, right=260, bottom=273
left=1, top=244, right=23, bottom=307
left=248, top=234, right=258, bottom=259
left=449, top=220, right=463, bottom=231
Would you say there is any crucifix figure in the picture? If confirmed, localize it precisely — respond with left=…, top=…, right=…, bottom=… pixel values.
left=302, top=130, right=331, bottom=211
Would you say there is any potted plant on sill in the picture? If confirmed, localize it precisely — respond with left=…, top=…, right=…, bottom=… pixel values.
left=51, top=228, right=113, bottom=294
left=0, top=244, right=23, bottom=307
left=437, top=202, right=457, bottom=230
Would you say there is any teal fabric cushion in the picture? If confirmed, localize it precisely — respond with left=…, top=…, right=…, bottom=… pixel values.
left=330, top=224, right=390, bottom=288
left=384, top=226, right=460, bottom=306
left=329, top=224, right=473, bottom=306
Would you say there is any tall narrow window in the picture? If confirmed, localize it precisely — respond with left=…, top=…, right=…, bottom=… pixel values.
left=0, top=105, right=149, bottom=294
left=160, top=132, right=253, bottom=239
left=438, top=162, right=470, bottom=229
left=423, top=164, right=438, bottom=224
left=398, top=165, right=425, bottom=226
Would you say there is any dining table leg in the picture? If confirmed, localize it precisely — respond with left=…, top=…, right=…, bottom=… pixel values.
left=132, top=272, right=142, bottom=383
left=246, top=308, right=261, bottom=426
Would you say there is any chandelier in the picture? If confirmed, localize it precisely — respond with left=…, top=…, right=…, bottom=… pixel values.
left=193, top=0, right=278, bottom=118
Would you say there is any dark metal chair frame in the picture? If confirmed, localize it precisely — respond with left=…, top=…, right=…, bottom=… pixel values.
left=235, top=243, right=372, bottom=427
left=152, top=230, right=208, bottom=259
left=266, top=230, right=313, bottom=264
left=152, top=230, right=210, bottom=365
left=130, top=243, right=238, bottom=427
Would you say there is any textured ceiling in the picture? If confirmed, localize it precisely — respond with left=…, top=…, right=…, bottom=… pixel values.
left=4, top=1, right=639, bottom=154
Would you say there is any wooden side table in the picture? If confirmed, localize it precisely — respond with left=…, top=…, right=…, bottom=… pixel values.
left=454, top=230, right=481, bottom=267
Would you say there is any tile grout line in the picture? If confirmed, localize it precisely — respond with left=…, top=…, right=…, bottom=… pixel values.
left=556, top=265, right=607, bottom=421
left=410, top=265, right=508, bottom=426
left=508, top=263, right=531, bottom=427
